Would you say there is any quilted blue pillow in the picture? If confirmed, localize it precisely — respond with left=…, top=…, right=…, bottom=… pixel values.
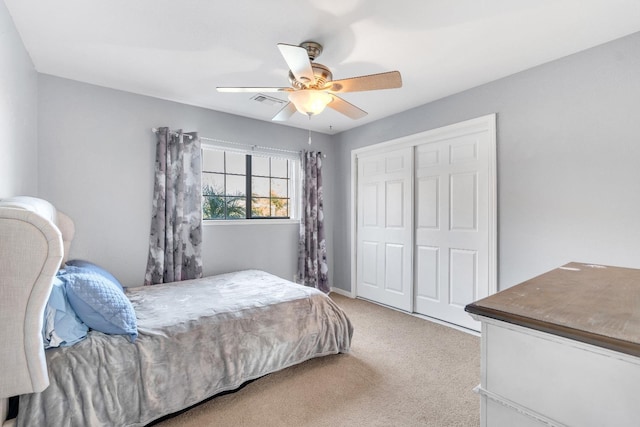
left=65, top=259, right=124, bottom=291
left=59, top=266, right=138, bottom=342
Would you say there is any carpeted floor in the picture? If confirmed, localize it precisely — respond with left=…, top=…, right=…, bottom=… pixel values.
left=156, top=294, right=481, bottom=427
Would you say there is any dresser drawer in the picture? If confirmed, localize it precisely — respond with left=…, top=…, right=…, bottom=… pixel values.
left=482, top=320, right=640, bottom=427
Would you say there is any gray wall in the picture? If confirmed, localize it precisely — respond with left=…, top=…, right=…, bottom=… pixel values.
left=0, top=0, right=37, bottom=198
left=7, top=9, right=640, bottom=295
left=332, top=31, right=640, bottom=292
left=37, top=75, right=336, bottom=287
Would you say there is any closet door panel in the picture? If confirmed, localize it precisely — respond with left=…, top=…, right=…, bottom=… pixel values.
left=414, top=126, right=492, bottom=331
left=356, top=147, right=413, bottom=312
left=416, top=246, right=439, bottom=300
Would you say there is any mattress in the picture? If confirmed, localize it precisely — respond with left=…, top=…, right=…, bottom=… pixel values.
left=18, top=270, right=353, bottom=427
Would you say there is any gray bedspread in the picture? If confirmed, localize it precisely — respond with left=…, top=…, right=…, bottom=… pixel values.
left=18, top=270, right=353, bottom=427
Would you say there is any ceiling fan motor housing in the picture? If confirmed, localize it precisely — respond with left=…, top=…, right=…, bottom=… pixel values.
left=289, top=63, right=333, bottom=90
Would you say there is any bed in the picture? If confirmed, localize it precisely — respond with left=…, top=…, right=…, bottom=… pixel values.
left=0, top=197, right=353, bottom=427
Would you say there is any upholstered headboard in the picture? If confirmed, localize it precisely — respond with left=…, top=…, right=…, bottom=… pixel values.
left=0, top=197, right=75, bottom=425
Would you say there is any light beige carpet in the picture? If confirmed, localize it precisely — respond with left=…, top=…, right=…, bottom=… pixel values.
left=156, top=294, right=480, bottom=427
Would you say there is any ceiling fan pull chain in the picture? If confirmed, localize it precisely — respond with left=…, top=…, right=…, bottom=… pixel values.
left=308, top=122, right=312, bottom=145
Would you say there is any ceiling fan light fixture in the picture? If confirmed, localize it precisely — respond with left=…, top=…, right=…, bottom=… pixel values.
left=288, top=90, right=332, bottom=116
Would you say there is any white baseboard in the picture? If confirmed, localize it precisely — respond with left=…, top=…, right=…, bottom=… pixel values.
left=330, top=287, right=354, bottom=298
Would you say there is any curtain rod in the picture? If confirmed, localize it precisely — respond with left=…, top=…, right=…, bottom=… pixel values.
left=200, top=136, right=302, bottom=156
left=151, top=129, right=325, bottom=158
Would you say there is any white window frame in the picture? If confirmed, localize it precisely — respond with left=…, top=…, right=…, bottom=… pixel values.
left=201, top=140, right=301, bottom=225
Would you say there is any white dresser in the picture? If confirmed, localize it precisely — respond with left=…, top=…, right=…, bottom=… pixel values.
left=465, top=262, right=640, bottom=427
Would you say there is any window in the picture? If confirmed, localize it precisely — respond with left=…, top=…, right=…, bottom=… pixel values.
left=201, top=144, right=299, bottom=221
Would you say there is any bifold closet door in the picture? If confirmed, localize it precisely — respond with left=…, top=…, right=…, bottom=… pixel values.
left=356, top=147, right=413, bottom=312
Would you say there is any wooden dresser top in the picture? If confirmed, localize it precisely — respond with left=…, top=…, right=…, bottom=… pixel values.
left=465, top=262, right=640, bottom=357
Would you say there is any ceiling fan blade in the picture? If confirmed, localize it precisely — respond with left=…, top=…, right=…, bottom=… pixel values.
left=327, top=95, right=367, bottom=119
left=272, top=102, right=297, bottom=122
left=216, top=87, right=291, bottom=93
left=277, top=43, right=315, bottom=85
left=328, top=71, right=402, bottom=93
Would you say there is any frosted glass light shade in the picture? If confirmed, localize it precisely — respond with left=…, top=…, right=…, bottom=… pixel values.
left=288, top=90, right=332, bottom=116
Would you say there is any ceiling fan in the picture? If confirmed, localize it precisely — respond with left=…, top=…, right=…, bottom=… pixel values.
left=216, top=41, right=402, bottom=122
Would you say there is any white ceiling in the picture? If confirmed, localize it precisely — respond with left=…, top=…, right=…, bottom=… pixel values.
left=5, top=0, right=640, bottom=134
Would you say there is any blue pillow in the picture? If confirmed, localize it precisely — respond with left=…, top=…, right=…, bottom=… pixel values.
left=42, top=277, right=88, bottom=349
left=65, top=259, right=124, bottom=291
left=59, top=266, right=138, bottom=342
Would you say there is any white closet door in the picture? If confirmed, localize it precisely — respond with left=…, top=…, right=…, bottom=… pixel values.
left=356, top=147, right=413, bottom=312
left=414, top=129, right=492, bottom=331
left=352, top=115, right=496, bottom=331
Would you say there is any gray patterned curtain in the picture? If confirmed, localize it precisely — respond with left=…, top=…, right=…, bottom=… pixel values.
left=297, top=151, right=329, bottom=293
left=144, top=127, right=203, bottom=285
